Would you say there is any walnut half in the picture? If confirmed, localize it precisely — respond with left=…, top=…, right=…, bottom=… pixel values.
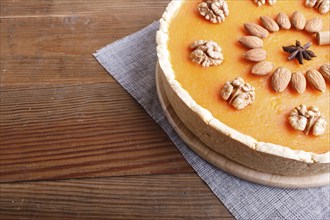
left=198, top=0, right=229, bottom=24
left=289, top=104, right=327, bottom=136
left=190, top=40, right=224, bottom=68
left=220, top=77, right=256, bottom=110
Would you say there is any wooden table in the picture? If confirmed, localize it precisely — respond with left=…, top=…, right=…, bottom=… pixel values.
left=0, top=0, right=233, bottom=218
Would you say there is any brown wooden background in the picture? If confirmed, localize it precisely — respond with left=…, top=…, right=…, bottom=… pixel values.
left=0, top=0, right=233, bottom=218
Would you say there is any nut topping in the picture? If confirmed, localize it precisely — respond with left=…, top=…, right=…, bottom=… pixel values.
left=305, top=18, right=323, bottom=33
left=251, top=61, right=274, bottom=75
left=244, top=23, right=269, bottom=38
left=319, top=63, right=330, bottom=82
left=190, top=40, right=224, bottom=67
left=291, top=11, right=306, bottom=30
left=220, top=77, right=255, bottom=110
left=238, top=10, right=329, bottom=96
left=289, top=104, right=327, bottom=136
left=271, top=67, right=292, bottom=92
left=305, top=0, right=330, bottom=14
left=291, top=71, right=307, bottom=94
left=318, top=0, right=330, bottom=14
left=260, top=16, right=279, bottom=32
left=254, top=0, right=277, bottom=6
left=238, top=36, right=263, bottom=49
left=306, top=69, right=326, bottom=92
left=243, top=48, right=267, bottom=62
left=198, top=0, right=229, bottom=23
left=276, top=12, right=291, bottom=30
left=306, top=0, right=318, bottom=7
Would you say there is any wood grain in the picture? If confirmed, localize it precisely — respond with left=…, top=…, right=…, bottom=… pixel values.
left=0, top=0, right=170, bottom=18
left=0, top=82, right=193, bottom=182
left=0, top=174, right=233, bottom=219
left=0, top=0, right=234, bottom=218
left=0, top=15, right=159, bottom=86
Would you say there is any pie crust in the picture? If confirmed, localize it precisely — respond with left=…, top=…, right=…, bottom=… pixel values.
left=156, top=0, right=330, bottom=175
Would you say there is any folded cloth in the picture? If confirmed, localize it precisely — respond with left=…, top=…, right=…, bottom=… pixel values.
left=94, top=21, right=330, bottom=220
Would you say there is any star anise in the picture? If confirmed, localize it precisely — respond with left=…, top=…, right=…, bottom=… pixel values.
left=282, top=40, right=316, bottom=65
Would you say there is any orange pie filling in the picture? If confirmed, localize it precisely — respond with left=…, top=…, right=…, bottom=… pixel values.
left=167, top=0, right=330, bottom=154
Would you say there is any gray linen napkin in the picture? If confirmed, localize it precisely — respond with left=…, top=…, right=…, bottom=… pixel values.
left=94, top=21, right=330, bottom=220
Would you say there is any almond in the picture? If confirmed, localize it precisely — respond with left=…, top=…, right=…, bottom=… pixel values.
left=305, top=18, right=323, bottom=33
left=305, top=0, right=316, bottom=7
left=291, top=11, right=306, bottom=30
left=271, top=67, right=292, bottom=92
left=276, top=12, right=291, bottom=30
left=260, top=16, right=279, bottom=32
left=306, top=69, right=326, bottom=92
left=238, top=36, right=263, bottom=49
left=243, top=48, right=267, bottom=62
left=319, top=63, right=330, bottom=82
left=291, top=71, right=306, bottom=94
left=319, top=1, right=330, bottom=14
left=244, top=23, right=269, bottom=38
left=251, top=61, right=273, bottom=75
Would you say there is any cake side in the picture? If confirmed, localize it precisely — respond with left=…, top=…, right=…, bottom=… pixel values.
left=159, top=64, right=330, bottom=175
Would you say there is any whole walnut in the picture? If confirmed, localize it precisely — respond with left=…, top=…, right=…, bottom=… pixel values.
left=220, top=77, right=255, bottom=110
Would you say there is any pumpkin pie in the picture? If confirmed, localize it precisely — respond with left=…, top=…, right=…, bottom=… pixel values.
left=157, top=0, right=330, bottom=176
